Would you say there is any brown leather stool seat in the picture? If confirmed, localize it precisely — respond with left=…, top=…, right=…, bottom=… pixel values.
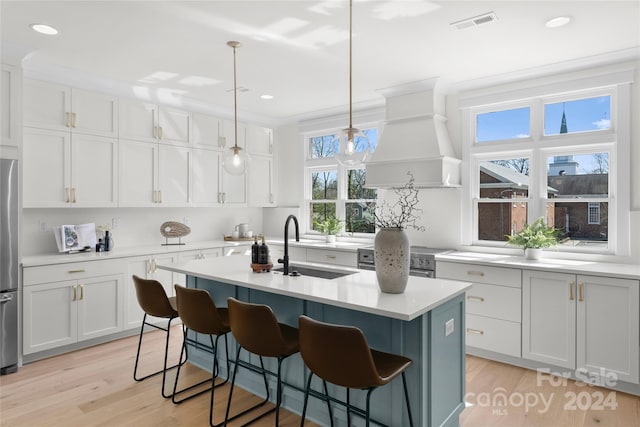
left=298, top=315, right=414, bottom=427
left=224, top=297, right=300, bottom=426
left=172, top=285, right=231, bottom=427
left=132, top=275, right=185, bottom=398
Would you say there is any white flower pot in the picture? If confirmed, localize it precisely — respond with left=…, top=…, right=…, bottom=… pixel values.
left=525, top=248, right=542, bottom=260
left=374, top=228, right=410, bottom=294
left=325, top=234, right=336, bottom=243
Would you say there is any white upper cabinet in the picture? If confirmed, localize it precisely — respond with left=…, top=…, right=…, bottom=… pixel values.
left=23, top=128, right=117, bottom=207
left=23, top=79, right=118, bottom=137
left=192, top=147, right=221, bottom=206
left=1, top=64, right=21, bottom=150
left=221, top=168, right=246, bottom=205
left=192, top=112, right=223, bottom=148
left=119, top=98, right=191, bottom=145
left=246, top=125, right=272, bottom=155
left=220, top=118, right=245, bottom=150
left=158, top=144, right=191, bottom=206
left=248, top=155, right=274, bottom=207
left=118, top=139, right=158, bottom=207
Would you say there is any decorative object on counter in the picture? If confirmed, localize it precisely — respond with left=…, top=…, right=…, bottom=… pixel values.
left=222, top=41, right=249, bottom=176
left=54, top=223, right=97, bottom=253
left=95, top=224, right=114, bottom=251
left=372, top=172, right=424, bottom=293
left=506, top=217, right=560, bottom=260
left=160, top=221, right=191, bottom=246
left=314, top=217, right=344, bottom=243
left=251, top=235, right=272, bottom=273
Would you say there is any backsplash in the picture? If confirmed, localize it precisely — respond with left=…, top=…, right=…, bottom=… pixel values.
left=22, top=207, right=264, bottom=256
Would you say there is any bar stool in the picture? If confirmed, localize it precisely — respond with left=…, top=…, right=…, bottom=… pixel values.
left=224, top=297, right=300, bottom=426
left=172, top=285, right=231, bottom=427
left=132, top=275, right=185, bottom=398
left=298, top=315, right=414, bottom=427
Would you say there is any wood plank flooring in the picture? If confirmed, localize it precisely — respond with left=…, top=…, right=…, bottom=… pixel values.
left=1, top=327, right=639, bottom=426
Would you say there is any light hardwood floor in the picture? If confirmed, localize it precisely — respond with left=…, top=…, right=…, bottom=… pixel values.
left=1, top=327, right=639, bottom=426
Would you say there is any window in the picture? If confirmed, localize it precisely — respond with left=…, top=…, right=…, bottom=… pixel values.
left=464, top=73, right=630, bottom=256
left=588, top=203, right=601, bottom=225
left=305, top=128, right=378, bottom=236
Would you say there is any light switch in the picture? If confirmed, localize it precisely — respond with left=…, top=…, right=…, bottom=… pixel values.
left=445, top=319, right=455, bottom=336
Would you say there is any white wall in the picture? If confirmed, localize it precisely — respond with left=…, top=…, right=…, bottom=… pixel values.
left=22, top=207, right=263, bottom=256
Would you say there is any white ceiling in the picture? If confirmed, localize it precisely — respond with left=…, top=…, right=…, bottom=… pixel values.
left=2, top=1, right=639, bottom=125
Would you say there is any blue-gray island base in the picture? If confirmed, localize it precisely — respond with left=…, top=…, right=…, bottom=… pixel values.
left=158, top=256, right=470, bottom=427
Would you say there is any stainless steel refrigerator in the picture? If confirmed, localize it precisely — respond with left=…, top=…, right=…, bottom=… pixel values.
left=1, top=158, right=19, bottom=374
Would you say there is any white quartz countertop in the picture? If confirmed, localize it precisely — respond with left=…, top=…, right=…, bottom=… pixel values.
left=437, top=252, right=640, bottom=280
left=22, top=240, right=251, bottom=267
left=157, top=255, right=471, bottom=321
left=266, top=238, right=370, bottom=252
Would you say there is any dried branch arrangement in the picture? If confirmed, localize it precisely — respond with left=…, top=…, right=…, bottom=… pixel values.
left=372, top=172, right=425, bottom=231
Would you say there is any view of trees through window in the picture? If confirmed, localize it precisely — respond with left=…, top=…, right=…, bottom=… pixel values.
left=308, top=129, right=378, bottom=234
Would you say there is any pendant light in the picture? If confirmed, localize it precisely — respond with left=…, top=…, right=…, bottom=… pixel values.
left=223, top=40, right=248, bottom=176
left=334, top=0, right=370, bottom=166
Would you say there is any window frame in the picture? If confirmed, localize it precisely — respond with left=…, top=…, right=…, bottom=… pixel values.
left=460, top=67, right=633, bottom=257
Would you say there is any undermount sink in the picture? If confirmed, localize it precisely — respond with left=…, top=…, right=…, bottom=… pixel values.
left=273, top=264, right=357, bottom=280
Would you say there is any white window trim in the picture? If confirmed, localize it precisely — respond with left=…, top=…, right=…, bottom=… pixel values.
left=460, top=67, right=633, bottom=257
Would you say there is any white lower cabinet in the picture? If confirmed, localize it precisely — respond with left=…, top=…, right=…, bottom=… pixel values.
left=175, top=248, right=223, bottom=285
left=306, top=248, right=357, bottom=267
left=523, top=270, right=639, bottom=384
left=438, top=262, right=522, bottom=357
left=23, top=274, right=124, bottom=355
left=124, top=253, right=179, bottom=330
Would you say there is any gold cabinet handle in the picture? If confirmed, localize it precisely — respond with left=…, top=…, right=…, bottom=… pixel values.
left=72, top=112, right=77, bottom=128
left=153, top=126, right=158, bottom=139
left=467, top=271, right=485, bottom=277
left=72, top=188, right=77, bottom=203
left=578, top=282, right=584, bottom=302
left=467, top=296, right=485, bottom=302
left=66, top=187, right=71, bottom=203
left=569, top=281, right=574, bottom=301
left=65, top=112, right=71, bottom=127
left=158, top=190, right=162, bottom=203
left=159, top=126, right=164, bottom=139
left=326, top=255, right=337, bottom=259
left=68, top=269, right=86, bottom=274
left=80, top=284, right=84, bottom=300
left=467, top=328, right=484, bottom=335
left=72, top=285, right=77, bottom=301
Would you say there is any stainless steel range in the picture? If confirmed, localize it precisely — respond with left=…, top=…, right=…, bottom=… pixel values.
left=357, top=246, right=453, bottom=278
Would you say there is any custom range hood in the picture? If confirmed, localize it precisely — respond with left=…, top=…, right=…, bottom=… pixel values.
left=365, top=79, right=461, bottom=188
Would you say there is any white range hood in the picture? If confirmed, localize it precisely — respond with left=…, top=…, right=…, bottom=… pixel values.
left=365, top=79, right=461, bottom=189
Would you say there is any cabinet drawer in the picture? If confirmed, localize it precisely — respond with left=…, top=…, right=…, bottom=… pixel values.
left=24, top=258, right=124, bottom=286
left=438, top=262, right=521, bottom=288
left=306, top=249, right=357, bottom=267
left=466, top=283, right=521, bottom=322
left=466, top=314, right=521, bottom=358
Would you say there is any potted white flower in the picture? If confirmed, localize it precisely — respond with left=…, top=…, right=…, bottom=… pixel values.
left=507, top=217, right=560, bottom=260
left=314, top=218, right=344, bottom=243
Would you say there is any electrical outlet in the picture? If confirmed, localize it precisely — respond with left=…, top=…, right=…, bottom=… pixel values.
left=183, top=217, right=190, bottom=226
left=112, top=218, right=120, bottom=228
left=38, top=220, right=47, bottom=232
left=445, top=319, right=455, bottom=336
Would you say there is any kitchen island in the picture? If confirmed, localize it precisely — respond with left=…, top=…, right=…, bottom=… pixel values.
left=157, top=255, right=471, bottom=426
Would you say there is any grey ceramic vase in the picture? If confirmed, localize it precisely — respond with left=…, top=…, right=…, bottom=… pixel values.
left=374, top=228, right=410, bottom=294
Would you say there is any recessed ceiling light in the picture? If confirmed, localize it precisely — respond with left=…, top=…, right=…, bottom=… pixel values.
left=545, top=16, right=571, bottom=28
left=260, top=94, right=274, bottom=100
left=30, top=23, right=59, bottom=35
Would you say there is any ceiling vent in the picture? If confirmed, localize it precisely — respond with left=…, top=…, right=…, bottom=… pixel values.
left=450, top=12, right=498, bottom=30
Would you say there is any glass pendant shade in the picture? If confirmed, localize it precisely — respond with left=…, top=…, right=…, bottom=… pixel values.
left=223, top=145, right=248, bottom=175
left=334, top=126, right=370, bottom=166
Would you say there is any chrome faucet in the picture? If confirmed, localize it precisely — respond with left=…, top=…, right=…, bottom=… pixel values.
left=277, top=214, right=299, bottom=275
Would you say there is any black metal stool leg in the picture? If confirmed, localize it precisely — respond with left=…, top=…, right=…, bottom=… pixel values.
left=300, top=372, right=313, bottom=427
left=402, top=372, right=414, bottom=427
left=223, top=348, right=271, bottom=426
left=323, top=381, right=334, bottom=427
left=365, top=388, right=375, bottom=427
left=346, top=387, right=350, bottom=427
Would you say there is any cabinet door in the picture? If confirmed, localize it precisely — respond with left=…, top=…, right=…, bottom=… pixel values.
left=119, top=140, right=158, bottom=207
left=192, top=148, right=221, bottom=206
left=158, top=144, right=191, bottom=206
left=577, top=275, right=639, bottom=384
left=220, top=119, right=245, bottom=149
left=150, top=254, right=179, bottom=297
left=246, top=125, right=272, bottom=155
left=124, top=257, right=151, bottom=329
left=522, top=270, right=576, bottom=369
left=221, top=170, right=246, bottom=205
left=22, top=128, right=71, bottom=207
left=158, top=107, right=191, bottom=145
left=77, top=274, right=124, bottom=341
left=119, top=98, right=157, bottom=142
left=1, top=65, right=20, bottom=148
left=72, top=134, right=118, bottom=207
left=23, top=280, right=78, bottom=354
left=71, top=88, right=118, bottom=137
left=23, top=79, right=70, bottom=131
left=248, top=155, right=274, bottom=207
left=192, top=112, right=222, bottom=148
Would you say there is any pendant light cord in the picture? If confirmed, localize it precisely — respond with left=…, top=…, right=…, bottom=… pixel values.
left=232, top=44, right=238, bottom=151
left=349, top=0, right=353, bottom=130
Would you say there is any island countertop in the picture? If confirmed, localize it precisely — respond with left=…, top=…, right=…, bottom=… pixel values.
left=156, top=255, right=471, bottom=321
